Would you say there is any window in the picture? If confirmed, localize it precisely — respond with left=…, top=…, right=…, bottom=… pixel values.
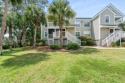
left=48, top=22, right=53, bottom=26
left=109, top=29, right=114, bottom=34
left=44, top=31, right=47, bottom=37
left=75, top=21, right=80, bottom=27
left=76, top=32, right=80, bottom=37
left=105, top=16, right=110, bottom=23
left=84, top=22, right=90, bottom=27
left=84, top=31, right=91, bottom=36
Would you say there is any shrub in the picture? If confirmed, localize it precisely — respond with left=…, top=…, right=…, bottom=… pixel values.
left=36, top=39, right=46, bottom=46
left=81, top=41, right=87, bottom=46
left=78, top=36, right=86, bottom=41
left=121, top=42, right=125, bottom=47
left=111, top=42, right=116, bottom=47
left=50, top=44, right=61, bottom=50
left=41, top=40, right=46, bottom=46
left=78, top=36, right=92, bottom=41
left=78, top=36, right=96, bottom=46
left=67, top=43, right=80, bottom=50
left=85, top=36, right=93, bottom=40
left=3, top=44, right=9, bottom=49
left=122, top=38, right=125, bottom=42
left=87, top=40, right=96, bottom=46
left=12, top=41, right=18, bottom=48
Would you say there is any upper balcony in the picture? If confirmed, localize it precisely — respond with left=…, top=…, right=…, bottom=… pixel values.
left=100, top=16, right=123, bottom=26
left=114, top=17, right=123, bottom=25
left=47, top=22, right=76, bottom=28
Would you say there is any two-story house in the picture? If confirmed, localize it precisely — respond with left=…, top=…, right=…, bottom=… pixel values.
left=41, top=4, right=125, bottom=46
left=92, top=4, right=125, bottom=46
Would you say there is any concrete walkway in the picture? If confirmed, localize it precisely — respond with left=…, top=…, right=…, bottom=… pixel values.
left=82, top=46, right=125, bottom=49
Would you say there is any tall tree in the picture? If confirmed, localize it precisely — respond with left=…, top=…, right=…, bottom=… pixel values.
left=7, top=12, right=14, bottom=51
left=13, top=13, right=24, bottom=47
left=24, top=5, right=46, bottom=47
left=0, top=0, right=22, bottom=55
left=0, top=2, right=3, bottom=27
left=47, top=0, right=76, bottom=47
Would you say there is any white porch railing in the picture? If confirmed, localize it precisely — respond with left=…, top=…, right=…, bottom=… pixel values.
left=48, top=31, right=81, bottom=45
left=102, top=31, right=125, bottom=46
left=53, top=31, right=65, bottom=38
left=102, top=31, right=117, bottom=46
left=66, top=31, right=81, bottom=45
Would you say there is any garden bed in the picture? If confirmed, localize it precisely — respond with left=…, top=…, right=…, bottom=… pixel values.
left=31, top=46, right=82, bottom=52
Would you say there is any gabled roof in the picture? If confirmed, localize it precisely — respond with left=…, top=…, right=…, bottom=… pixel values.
left=76, top=17, right=92, bottom=19
left=92, top=3, right=125, bottom=20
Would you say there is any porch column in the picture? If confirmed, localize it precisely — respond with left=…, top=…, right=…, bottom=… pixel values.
left=114, top=27, right=115, bottom=33
left=120, top=38, right=121, bottom=47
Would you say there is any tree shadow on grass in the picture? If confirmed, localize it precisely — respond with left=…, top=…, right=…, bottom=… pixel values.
left=1, top=52, right=49, bottom=68
left=2, top=47, right=30, bottom=56
left=70, top=48, right=100, bottom=55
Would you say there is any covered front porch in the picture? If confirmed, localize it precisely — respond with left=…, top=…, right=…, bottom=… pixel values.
left=47, top=26, right=75, bottom=39
left=47, top=26, right=78, bottom=45
left=100, top=26, right=121, bottom=40
left=101, top=26, right=125, bottom=47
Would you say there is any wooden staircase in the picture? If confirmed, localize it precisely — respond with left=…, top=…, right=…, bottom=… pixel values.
left=102, top=31, right=125, bottom=47
left=66, top=31, right=81, bottom=45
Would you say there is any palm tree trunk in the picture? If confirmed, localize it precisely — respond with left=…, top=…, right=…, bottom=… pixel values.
left=59, top=24, right=63, bottom=47
left=9, top=26, right=13, bottom=51
left=33, top=26, right=37, bottom=47
left=19, top=28, right=26, bottom=47
left=0, top=0, right=8, bottom=55
left=21, top=27, right=26, bottom=46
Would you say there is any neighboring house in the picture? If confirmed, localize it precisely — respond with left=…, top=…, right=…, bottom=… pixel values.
left=41, top=4, right=125, bottom=46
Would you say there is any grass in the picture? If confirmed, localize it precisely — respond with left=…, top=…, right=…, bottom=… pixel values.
left=0, top=47, right=125, bottom=83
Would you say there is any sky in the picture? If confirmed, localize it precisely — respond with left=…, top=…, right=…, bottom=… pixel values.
left=48, top=0, right=125, bottom=18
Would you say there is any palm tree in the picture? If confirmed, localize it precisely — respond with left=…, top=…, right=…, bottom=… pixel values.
left=25, top=5, right=46, bottom=47
left=47, top=0, right=76, bottom=47
left=13, top=13, right=25, bottom=47
left=118, top=23, right=125, bottom=31
left=0, top=0, right=22, bottom=55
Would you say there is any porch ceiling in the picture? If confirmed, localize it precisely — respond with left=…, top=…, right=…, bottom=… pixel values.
left=101, top=26, right=120, bottom=29
left=63, top=26, right=75, bottom=29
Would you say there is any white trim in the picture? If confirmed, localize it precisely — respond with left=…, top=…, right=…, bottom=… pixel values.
left=75, top=18, right=76, bottom=35
left=41, top=24, right=43, bottom=40
left=107, top=7, right=116, bottom=15
left=47, top=29, right=49, bottom=39
left=75, top=21, right=81, bottom=28
left=84, top=22, right=90, bottom=27
left=92, top=6, right=111, bottom=20
left=83, top=31, right=91, bottom=36
left=108, top=3, right=125, bottom=16
left=75, top=31, right=81, bottom=37
left=100, top=26, right=118, bottom=28
left=114, top=16, right=123, bottom=24
left=107, top=8, right=115, bottom=24
left=99, top=15, right=101, bottom=40
left=109, top=28, right=114, bottom=35
left=44, top=31, right=47, bottom=37
left=115, top=16, right=123, bottom=17
left=92, top=4, right=124, bottom=20
left=105, top=15, right=110, bottom=24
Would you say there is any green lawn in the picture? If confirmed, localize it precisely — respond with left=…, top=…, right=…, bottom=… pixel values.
left=0, top=47, right=125, bottom=83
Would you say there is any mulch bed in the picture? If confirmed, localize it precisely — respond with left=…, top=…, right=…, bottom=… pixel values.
left=30, top=46, right=83, bottom=52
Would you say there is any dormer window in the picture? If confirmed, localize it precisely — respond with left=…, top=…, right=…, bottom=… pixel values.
left=105, top=15, right=110, bottom=23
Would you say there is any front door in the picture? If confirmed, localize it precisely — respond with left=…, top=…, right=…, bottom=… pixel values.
left=109, top=29, right=114, bottom=34
left=48, top=29, right=55, bottom=38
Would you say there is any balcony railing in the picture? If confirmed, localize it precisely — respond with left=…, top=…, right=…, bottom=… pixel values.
left=48, top=31, right=66, bottom=38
